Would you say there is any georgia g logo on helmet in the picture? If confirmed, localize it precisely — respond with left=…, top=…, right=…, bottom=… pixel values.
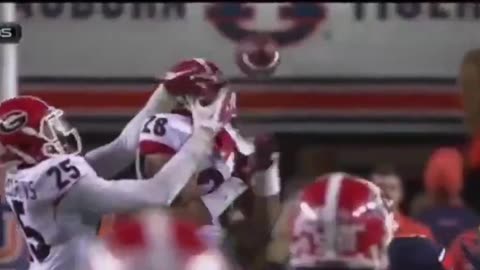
left=0, top=110, right=27, bottom=134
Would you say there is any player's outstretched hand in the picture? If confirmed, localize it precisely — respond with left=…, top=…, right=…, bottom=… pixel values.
left=233, top=134, right=278, bottom=181
left=248, top=134, right=281, bottom=196
left=250, top=134, right=277, bottom=171
left=232, top=134, right=281, bottom=196
left=187, top=88, right=235, bottom=136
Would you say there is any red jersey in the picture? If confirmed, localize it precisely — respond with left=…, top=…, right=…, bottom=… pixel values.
left=394, top=212, right=435, bottom=240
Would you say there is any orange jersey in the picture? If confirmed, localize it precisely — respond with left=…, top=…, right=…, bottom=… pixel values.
left=395, top=212, right=435, bottom=240
left=448, top=229, right=479, bottom=270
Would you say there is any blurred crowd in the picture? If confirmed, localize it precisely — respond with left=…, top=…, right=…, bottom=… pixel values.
left=2, top=40, right=480, bottom=270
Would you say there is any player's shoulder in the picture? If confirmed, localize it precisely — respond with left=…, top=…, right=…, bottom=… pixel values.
left=14, top=154, right=94, bottom=200
left=36, top=154, right=92, bottom=174
left=14, top=154, right=77, bottom=177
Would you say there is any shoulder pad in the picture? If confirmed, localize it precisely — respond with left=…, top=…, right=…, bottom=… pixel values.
left=30, top=155, right=95, bottom=202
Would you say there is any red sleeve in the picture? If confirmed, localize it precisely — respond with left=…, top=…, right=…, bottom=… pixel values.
left=139, top=140, right=176, bottom=156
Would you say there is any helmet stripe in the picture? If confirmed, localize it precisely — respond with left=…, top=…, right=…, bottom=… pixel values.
left=193, top=58, right=212, bottom=74
left=324, top=173, right=345, bottom=258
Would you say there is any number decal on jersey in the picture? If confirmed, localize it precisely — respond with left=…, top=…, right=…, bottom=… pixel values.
left=142, top=116, right=168, bottom=137
left=47, top=159, right=81, bottom=190
left=11, top=200, right=51, bottom=262
left=197, top=168, right=225, bottom=194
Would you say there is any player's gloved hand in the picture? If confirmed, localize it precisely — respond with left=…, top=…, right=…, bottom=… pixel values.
left=250, top=152, right=281, bottom=196
left=249, top=134, right=277, bottom=172
left=235, top=134, right=281, bottom=196
left=233, top=134, right=276, bottom=180
left=187, top=88, right=235, bottom=137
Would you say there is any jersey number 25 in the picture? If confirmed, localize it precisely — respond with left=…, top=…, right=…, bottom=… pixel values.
left=11, top=159, right=80, bottom=262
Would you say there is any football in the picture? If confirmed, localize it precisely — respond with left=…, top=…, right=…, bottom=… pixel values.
left=235, top=34, right=281, bottom=78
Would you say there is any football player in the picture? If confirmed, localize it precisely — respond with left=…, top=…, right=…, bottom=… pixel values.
left=135, top=58, right=282, bottom=255
left=286, top=173, right=396, bottom=270
left=89, top=210, right=232, bottom=270
left=1, top=74, right=234, bottom=270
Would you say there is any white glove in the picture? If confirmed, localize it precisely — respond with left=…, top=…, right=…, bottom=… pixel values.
left=187, top=87, right=235, bottom=136
left=251, top=152, right=281, bottom=196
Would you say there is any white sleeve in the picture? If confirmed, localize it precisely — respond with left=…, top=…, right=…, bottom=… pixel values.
left=85, top=87, right=176, bottom=179
left=61, top=131, right=213, bottom=215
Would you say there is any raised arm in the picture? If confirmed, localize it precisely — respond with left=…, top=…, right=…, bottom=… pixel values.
left=63, top=131, right=213, bottom=215
left=85, top=85, right=176, bottom=178
left=63, top=88, right=235, bottom=215
left=227, top=135, right=282, bottom=270
left=85, top=62, right=216, bottom=179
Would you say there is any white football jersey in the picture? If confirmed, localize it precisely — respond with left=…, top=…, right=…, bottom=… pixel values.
left=4, top=150, right=202, bottom=270
left=137, top=112, right=237, bottom=193
left=137, top=112, right=246, bottom=246
left=4, top=155, right=98, bottom=270
left=1, top=91, right=217, bottom=270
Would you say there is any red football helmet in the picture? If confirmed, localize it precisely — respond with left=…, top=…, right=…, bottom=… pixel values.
left=0, top=96, right=81, bottom=166
left=164, top=58, right=238, bottom=119
left=289, top=173, right=396, bottom=270
left=164, top=58, right=227, bottom=106
left=89, top=211, right=231, bottom=270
